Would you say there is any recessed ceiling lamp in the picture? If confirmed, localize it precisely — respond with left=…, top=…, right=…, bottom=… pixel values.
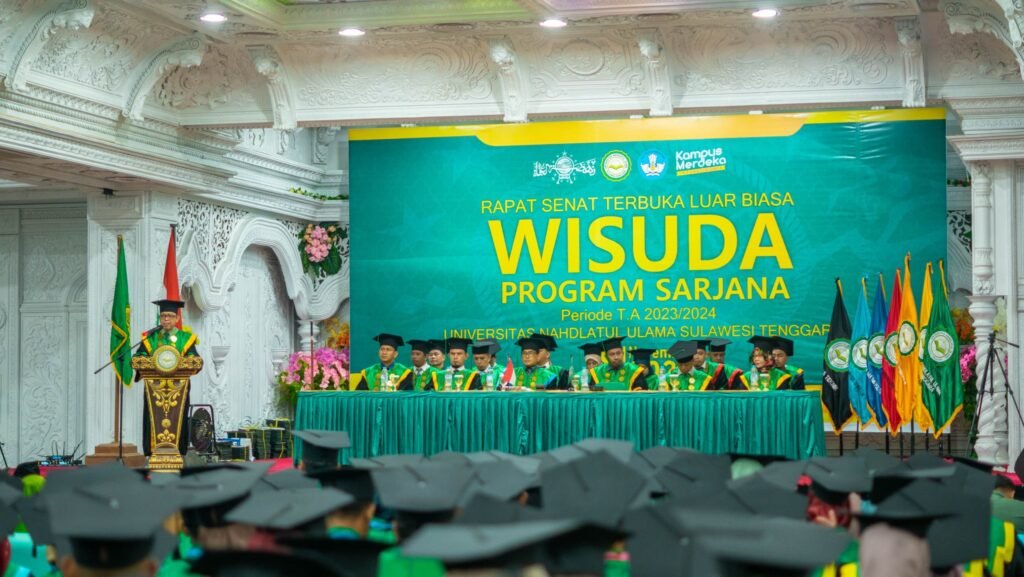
left=200, top=12, right=227, bottom=23
left=338, top=27, right=366, bottom=37
left=751, top=8, right=779, bottom=18
left=539, top=18, right=567, bottom=28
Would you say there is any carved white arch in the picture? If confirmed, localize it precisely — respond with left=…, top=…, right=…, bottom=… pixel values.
left=178, top=214, right=347, bottom=322
left=124, top=33, right=208, bottom=122
left=5, top=0, right=95, bottom=93
left=942, top=0, right=1024, bottom=79
left=247, top=45, right=297, bottom=130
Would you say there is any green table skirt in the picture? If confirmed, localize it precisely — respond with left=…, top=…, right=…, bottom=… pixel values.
left=294, top=391, right=825, bottom=462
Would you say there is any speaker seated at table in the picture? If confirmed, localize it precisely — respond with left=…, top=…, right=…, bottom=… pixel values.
left=587, top=337, right=645, bottom=392
left=665, top=341, right=713, bottom=391
left=744, top=336, right=794, bottom=391
left=510, top=336, right=557, bottom=391
left=358, top=333, right=413, bottom=391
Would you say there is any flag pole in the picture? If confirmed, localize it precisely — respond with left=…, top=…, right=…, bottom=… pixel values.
left=910, top=420, right=916, bottom=454
left=117, top=376, right=124, bottom=463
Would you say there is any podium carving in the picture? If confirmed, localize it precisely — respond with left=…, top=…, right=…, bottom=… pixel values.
left=131, top=345, right=203, bottom=471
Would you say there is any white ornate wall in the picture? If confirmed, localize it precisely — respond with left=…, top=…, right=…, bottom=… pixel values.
left=0, top=205, right=87, bottom=465
left=0, top=0, right=1021, bottom=463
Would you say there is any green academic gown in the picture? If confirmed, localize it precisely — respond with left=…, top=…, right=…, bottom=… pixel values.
left=589, top=362, right=645, bottom=392
left=429, top=365, right=475, bottom=391
left=410, top=365, right=437, bottom=391
left=666, top=369, right=713, bottom=391
left=134, top=328, right=199, bottom=456
left=464, top=368, right=501, bottom=390
left=702, top=361, right=748, bottom=390
left=542, top=362, right=571, bottom=389
left=512, top=366, right=557, bottom=390
left=360, top=363, right=414, bottom=391
left=745, top=367, right=792, bottom=391
left=781, top=364, right=806, bottom=390
left=377, top=546, right=445, bottom=577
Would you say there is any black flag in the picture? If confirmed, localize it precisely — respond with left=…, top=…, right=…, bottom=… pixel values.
left=822, top=279, right=854, bottom=433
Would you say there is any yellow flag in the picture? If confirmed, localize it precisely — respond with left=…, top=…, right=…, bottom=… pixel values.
left=895, top=255, right=923, bottom=429
left=915, top=263, right=935, bottom=430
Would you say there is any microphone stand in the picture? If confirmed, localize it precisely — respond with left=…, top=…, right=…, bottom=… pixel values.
left=92, top=328, right=158, bottom=463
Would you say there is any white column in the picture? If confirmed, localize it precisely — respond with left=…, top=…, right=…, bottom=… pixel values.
left=968, top=161, right=1008, bottom=463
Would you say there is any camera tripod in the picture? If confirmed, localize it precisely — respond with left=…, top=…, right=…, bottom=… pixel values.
left=967, top=331, right=1022, bottom=452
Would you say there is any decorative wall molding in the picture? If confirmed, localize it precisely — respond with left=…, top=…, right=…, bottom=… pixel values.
left=896, top=17, right=926, bottom=107
left=124, top=33, right=207, bottom=121
left=942, top=0, right=1024, bottom=79
left=4, top=0, right=95, bottom=94
left=637, top=28, right=672, bottom=117
left=488, top=36, right=529, bottom=123
left=247, top=45, right=297, bottom=131
left=178, top=211, right=346, bottom=322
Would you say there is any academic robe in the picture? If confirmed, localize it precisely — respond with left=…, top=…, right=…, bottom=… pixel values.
left=410, top=365, right=437, bottom=391
left=134, top=328, right=199, bottom=457
left=669, top=369, right=713, bottom=391
left=359, top=362, right=414, bottom=391
left=512, top=366, right=557, bottom=390
left=541, top=362, right=571, bottom=390
left=588, top=362, right=645, bottom=392
left=701, top=361, right=749, bottom=390
left=780, top=364, right=806, bottom=390
left=429, top=365, right=475, bottom=391
left=745, top=367, right=792, bottom=391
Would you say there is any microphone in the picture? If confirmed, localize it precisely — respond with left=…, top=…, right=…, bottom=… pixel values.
left=144, top=324, right=162, bottom=336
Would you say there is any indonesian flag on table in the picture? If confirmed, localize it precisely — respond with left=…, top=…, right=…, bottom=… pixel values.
left=502, top=355, right=516, bottom=388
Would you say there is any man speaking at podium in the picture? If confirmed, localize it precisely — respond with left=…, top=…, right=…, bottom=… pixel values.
left=134, top=299, right=199, bottom=456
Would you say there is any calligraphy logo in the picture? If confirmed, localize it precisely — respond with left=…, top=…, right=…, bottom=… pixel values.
left=533, top=152, right=596, bottom=184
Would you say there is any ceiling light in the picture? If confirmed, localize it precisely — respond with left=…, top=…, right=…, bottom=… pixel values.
left=200, top=13, right=226, bottom=23
left=338, top=27, right=366, bottom=37
left=752, top=8, right=779, bottom=18
left=539, top=18, right=567, bottom=28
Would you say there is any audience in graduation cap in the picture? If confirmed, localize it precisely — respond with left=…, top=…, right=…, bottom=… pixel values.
left=5, top=437, right=1024, bottom=577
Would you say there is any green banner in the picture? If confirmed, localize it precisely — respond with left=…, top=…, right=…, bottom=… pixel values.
left=350, top=110, right=947, bottom=377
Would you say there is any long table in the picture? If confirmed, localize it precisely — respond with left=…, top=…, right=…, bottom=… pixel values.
left=293, top=391, right=826, bottom=462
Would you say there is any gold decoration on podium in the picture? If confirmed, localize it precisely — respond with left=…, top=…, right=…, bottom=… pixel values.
left=131, top=345, right=203, bottom=472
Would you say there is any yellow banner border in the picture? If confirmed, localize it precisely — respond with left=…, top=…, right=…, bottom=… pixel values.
left=350, top=108, right=945, bottom=147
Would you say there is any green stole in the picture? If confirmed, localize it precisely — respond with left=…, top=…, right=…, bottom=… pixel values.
left=704, top=360, right=746, bottom=389
left=430, top=365, right=474, bottom=391
left=410, top=365, right=436, bottom=391
left=513, top=366, right=556, bottom=390
left=360, top=362, right=412, bottom=391
left=589, top=362, right=644, bottom=392
left=746, top=367, right=791, bottom=391
left=669, top=368, right=713, bottom=391
left=140, top=329, right=197, bottom=356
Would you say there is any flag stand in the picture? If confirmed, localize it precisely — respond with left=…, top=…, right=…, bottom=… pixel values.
left=899, top=427, right=904, bottom=459
left=838, top=430, right=844, bottom=456
left=910, top=421, right=915, bottom=455
left=854, top=428, right=860, bottom=449
left=884, top=432, right=890, bottom=454
left=924, top=429, right=930, bottom=453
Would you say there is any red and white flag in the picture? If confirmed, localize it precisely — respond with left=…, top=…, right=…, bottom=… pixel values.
left=502, top=355, right=516, bottom=388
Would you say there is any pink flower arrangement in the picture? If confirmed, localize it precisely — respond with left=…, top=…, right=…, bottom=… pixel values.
left=297, top=222, right=345, bottom=278
left=277, top=346, right=351, bottom=405
left=960, top=345, right=976, bottom=383
left=303, top=224, right=334, bottom=263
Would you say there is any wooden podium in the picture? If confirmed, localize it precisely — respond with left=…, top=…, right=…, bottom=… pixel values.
left=131, top=345, right=203, bottom=472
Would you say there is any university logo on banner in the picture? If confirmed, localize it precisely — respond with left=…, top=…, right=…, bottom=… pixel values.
left=639, top=150, right=666, bottom=178
left=601, top=150, right=631, bottom=181
left=897, top=321, right=918, bottom=355
left=868, top=334, right=885, bottom=368
left=825, top=339, right=850, bottom=372
left=927, top=331, right=955, bottom=364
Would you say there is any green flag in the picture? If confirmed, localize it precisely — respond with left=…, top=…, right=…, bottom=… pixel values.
left=110, top=235, right=133, bottom=387
left=921, top=259, right=962, bottom=438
